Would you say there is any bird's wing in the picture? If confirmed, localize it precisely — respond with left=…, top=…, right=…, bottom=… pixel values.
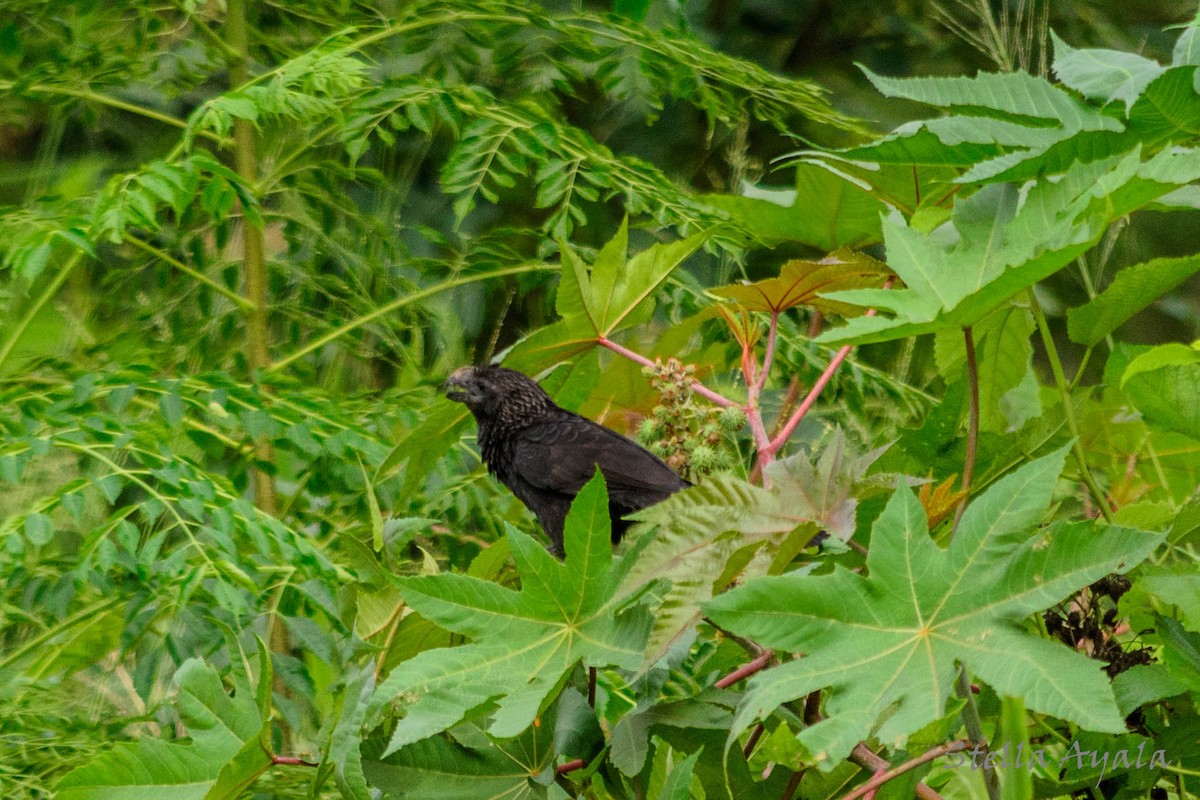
left=511, top=414, right=686, bottom=498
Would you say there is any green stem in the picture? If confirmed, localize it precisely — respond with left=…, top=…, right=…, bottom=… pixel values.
left=125, top=236, right=255, bottom=310
left=268, top=263, right=555, bottom=373
left=226, top=0, right=278, bottom=518
left=0, top=250, right=85, bottom=371
left=174, top=0, right=243, bottom=61
left=957, top=666, right=1000, bottom=800
left=951, top=326, right=979, bottom=536
left=1027, top=289, right=1115, bottom=521
left=0, top=597, right=121, bottom=671
left=0, top=81, right=229, bottom=146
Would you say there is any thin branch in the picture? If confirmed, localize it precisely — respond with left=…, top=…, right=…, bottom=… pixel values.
left=782, top=768, right=804, bottom=800
left=745, top=312, right=778, bottom=476
left=0, top=82, right=230, bottom=146
left=557, top=758, right=586, bottom=776
left=125, top=236, right=255, bottom=310
left=715, top=650, right=776, bottom=688
left=794, top=703, right=947, bottom=800
left=598, top=336, right=738, bottom=408
left=767, top=281, right=893, bottom=458
left=768, top=341, right=855, bottom=452
left=848, top=743, right=947, bottom=800
left=271, top=264, right=555, bottom=372
left=956, top=667, right=999, bottom=800
left=756, top=311, right=779, bottom=393
left=742, top=723, right=765, bottom=759
left=950, top=325, right=979, bottom=535
left=1026, top=289, right=1115, bottom=521
left=0, top=250, right=85, bottom=371
left=836, top=740, right=969, bottom=800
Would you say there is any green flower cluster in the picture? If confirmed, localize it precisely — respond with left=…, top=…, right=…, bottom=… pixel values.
left=637, top=357, right=744, bottom=477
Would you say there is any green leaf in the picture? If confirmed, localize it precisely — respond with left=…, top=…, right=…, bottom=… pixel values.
left=377, top=399, right=470, bottom=495
left=623, top=434, right=890, bottom=664
left=596, top=230, right=705, bottom=336
left=1111, top=664, right=1188, bottom=716
left=935, top=304, right=1040, bottom=432
left=1067, top=254, right=1200, bottom=345
left=819, top=148, right=1200, bottom=346
left=161, top=391, right=185, bottom=428
left=357, top=454, right=385, bottom=552
left=23, top=512, right=53, bottom=546
left=362, top=723, right=553, bottom=798
left=174, top=659, right=263, bottom=761
left=705, top=448, right=1162, bottom=769
left=703, top=163, right=885, bottom=250
left=555, top=241, right=595, bottom=327
left=501, top=318, right=599, bottom=374
left=1120, top=343, right=1200, bottom=439
left=329, top=664, right=376, bottom=800
left=651, top=743, right=701, bottom=800
left=1120, top=342, right=1200, bottom=384
left=54, top=648, right=271, bottom=800
left=57, top=738, right=218, bottom=800
left=1051, top=31, right=1165, bottom=113
left=369, top=472, right=651, bottom=754
left=862, top=66, right=1122, bottom=130
left=550, top=224, right=706, bottom=340
left=1158, top=617, right=1200, bottom=692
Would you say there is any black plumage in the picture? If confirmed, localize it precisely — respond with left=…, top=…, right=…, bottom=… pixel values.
left=444, top=365, right=689, bottom=554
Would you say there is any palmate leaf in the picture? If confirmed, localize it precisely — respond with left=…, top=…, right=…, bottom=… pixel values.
left=701, top=162, right=887, bottom=251
left=369, top=472, right=651, bottom=755
left=934, top=303, right=1040, bottom=432
left=504, top=221, right=705, bottom=370
left=710, top=250, right=890, bottom=317
left=841, top=66, right=1124, bottom=183
left=575, top=220, right=706, bottom=336
left=817, top=146, right=1200, bottom=346
left=705, top=448, right=1163, bottom=769
left=362, top=719, right=558, bottom=799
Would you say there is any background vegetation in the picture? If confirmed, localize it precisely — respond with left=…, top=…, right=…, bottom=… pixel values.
left=0, top=0, right=1198, bottom=798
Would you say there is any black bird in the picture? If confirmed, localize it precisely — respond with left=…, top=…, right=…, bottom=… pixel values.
left=444, top=365, right=689, bottom=554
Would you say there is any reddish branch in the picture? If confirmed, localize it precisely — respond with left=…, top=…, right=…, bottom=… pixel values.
left=598, top=336, right=736, bottom=408
left=800, top=702, right=948, bottom=800
left=715, top=649, right=776, bottom=688
left=271, top=755, right=317, bottom=767
left=742, top=723, right=765, bottom=759
left=600, top=281, right=892, bottom=482
left=556, top=758, right=585, bottom=775
left=837, top=741, right=968, bottom=800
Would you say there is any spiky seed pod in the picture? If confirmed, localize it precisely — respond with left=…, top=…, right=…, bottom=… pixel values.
left=718, top=405, right=746, bottom=432
left=637, top=417, right=660, bottom=444
left=687, top=443, right=718, bottom=471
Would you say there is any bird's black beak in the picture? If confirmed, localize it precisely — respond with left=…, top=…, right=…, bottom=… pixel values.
left=443, top=367, right=474, bottom=403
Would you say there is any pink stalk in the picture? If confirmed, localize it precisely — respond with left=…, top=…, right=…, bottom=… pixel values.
left=764, top=285, right=892, bottom=462
left=598, top=335, right=737, bottom=408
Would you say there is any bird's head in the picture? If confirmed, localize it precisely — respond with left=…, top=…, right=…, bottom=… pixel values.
left=444, top=365, right=555, bottom=425
left=444, top=365, right=487, bottom=406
